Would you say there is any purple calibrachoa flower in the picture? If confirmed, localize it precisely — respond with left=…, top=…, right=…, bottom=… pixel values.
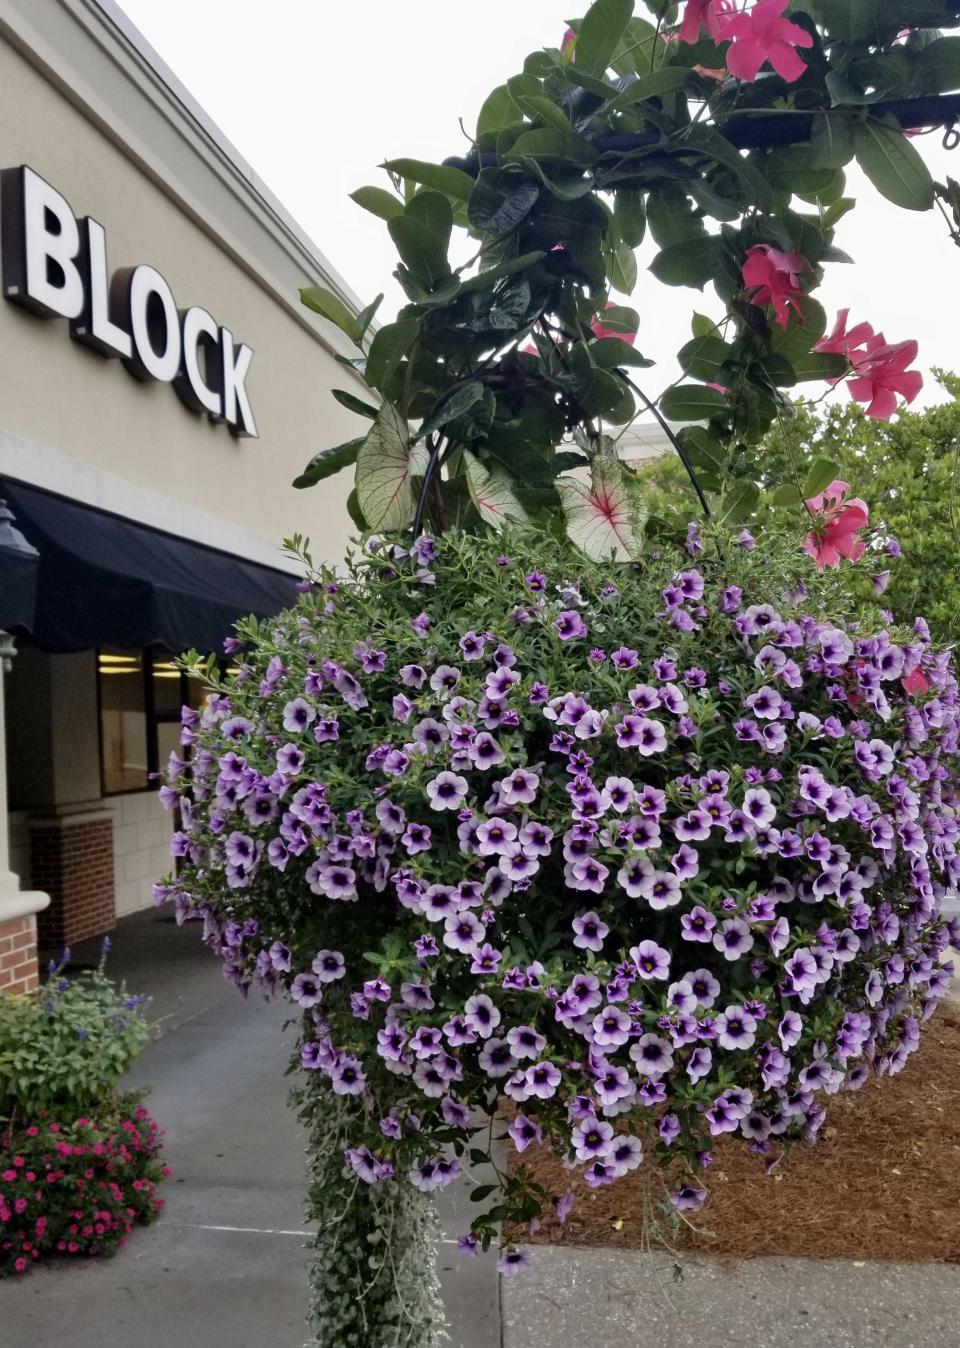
left=165, top=524, right=960, bottom=1271
left=630, top=940, right=671, bottom=980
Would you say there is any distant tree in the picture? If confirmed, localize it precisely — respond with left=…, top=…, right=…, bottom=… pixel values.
left=641, top=374, right=960, bottom=638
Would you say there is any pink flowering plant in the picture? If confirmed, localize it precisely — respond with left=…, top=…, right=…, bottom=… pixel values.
left=163, top=522, right=960, bottom=1266
left=0, top=1102, right=167, bottom=1277
left=296, top=0, right=960, bottom=549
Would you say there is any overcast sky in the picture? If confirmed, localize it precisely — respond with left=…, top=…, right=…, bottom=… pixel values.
left=118, top=0, right=960, bottom=409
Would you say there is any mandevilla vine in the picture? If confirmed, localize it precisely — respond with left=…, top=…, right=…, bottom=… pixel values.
left=297, top=0, right=960, bottom=553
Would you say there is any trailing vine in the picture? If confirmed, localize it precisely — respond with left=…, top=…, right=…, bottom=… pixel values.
left=297, top=0, right=960, bottom=556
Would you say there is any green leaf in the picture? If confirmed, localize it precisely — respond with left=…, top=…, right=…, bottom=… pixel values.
left=678, top=335, right=733, bottom=382
left=614, top=191, right=645, bottom=248
left=506, top=127, right=598, bottom=165
left=299, top=286, right=360, bottom=344
left=771, top=481, right=803, bottom=507
left=293, top=437, right=365, bottom=489
left=573, top=0, right=634, bottom=75
left=355, top=295, right=383, bottom=340
left=649, top=237, right=717, bottom=289
left=419, top=381, right=487, bottom=439
left=596, top=303, right=639, bottom=339
left=677, top=425, right=727, bottom=472
left=605, top=67, right=690, bottom=111
left=853, top=119, right=935, bottom=211
left=388, top=213, right=450, bottom=288
left=607, top=241, right=637, bottom=295
left=646, top=186, right=703, bottom=247
left=588, top=337, right=653, bottom=369
left=464, top=452, right=530, bottom=528
left=459, top=251, right=547, bottom=293
left=557, top=456, right=646, bottom=560
left=355, top=403, right=427, bottom=531
left=332, top=389, right=379, bottom=419
left=364, top=319, right=419, bottom=394
left=791, top=350, right=849, bottom=383
left=804, top=458, right=841, bottom=497
left=349, top=186, right=404, bottom=221
left=468, top=171, right=541, bottom=233
left=721, top=479, right=760, bottom=524
left=382, top=158, right=476, bottom=201
left=477, top=75, right=540, bottom=136
left=660, top=383, right=727, bottom=423
left=918, top=37, right=960, bottom=94
left=517, top=94, right=571, bottom=132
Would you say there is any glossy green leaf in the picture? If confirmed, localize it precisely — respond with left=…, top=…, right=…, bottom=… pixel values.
left=660, top=383, right=727, bottom=423
left=853, top=119, right=935, bottom=211
left=468, top=172, right=541, bottom=233
left=918, top=36, right=960, bottom=93
left=557, top=456, right=647, bottom=560
left=293, top=437, right=365, bottom=489
left=364, top=319, right=420, bottom=394
left=332, top=389, right=379, bottom=419
left=614, top=191, right=646, bottom=248
left=461, top=252, right=546, bottom=296
left=588, top=337, right=653, bottom=369
left=721, top=479, right=760, bottom=524
left=803, top=458, right=841, bottom=497
left=649, top=237, right=717, bottom=289
left=790, top=350, right=849, bottom=383
left=464, top=452, right=530, bottom=528
left=355, top=294, right=383, bottom=340
left=355, top=403, right=429, bottom=531
left=771, top=481, right=803, bottom=507
left=382, top=158, right=476, bottom=201
left=419, top=381, right=487, bottom=439
left=350, top=186, right=405, bottom=221
left=388, top=214, right=450, bottom=288
left=517, top=94, right=571, bottom=132
left=678, top=335, right=733, bottom=382
left=299, top=286, right=360, bottom=344
left=605, top=66, right=690, bottom=111
left=678, top=425, right=727, bottom=472
left=607, top=241, right=638, bottom=294
left=573, top=0, right=634, bottom=75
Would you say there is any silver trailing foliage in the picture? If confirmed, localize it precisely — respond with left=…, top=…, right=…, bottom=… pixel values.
left=301, top=1081, right=447, bottom=1348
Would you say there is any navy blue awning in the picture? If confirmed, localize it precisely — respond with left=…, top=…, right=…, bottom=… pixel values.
left=0, top=481, right=299, bottom=653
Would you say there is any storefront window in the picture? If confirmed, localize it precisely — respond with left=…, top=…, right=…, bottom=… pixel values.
left=98, top=649, right=210, bottom=795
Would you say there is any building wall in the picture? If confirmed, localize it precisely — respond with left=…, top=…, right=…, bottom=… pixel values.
left=108, top=791, right=173, bottom=919
left=0, top=1, right=376, bottom=947
left=0, top=27, right=369, bottom=568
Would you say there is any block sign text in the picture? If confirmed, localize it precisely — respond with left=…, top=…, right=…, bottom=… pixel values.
left=0, top=165, right=257, bottom=436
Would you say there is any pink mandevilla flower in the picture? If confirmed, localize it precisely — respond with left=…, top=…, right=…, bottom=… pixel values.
left=814, top=310, right=923, bottom=420
left=721, top=0, right=814, bottom=84
left=741, top=244, right=806, bottom=330
left=803, top=480, right=869, bottom=572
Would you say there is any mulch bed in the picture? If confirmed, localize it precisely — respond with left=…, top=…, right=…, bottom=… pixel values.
left=509, top=1007, right=960, bottom=1263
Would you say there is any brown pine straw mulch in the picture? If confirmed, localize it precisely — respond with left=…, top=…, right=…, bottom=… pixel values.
left=508, top=1006, right=960, bottom=1263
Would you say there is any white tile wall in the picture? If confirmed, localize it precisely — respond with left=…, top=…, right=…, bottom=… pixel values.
left=105, top=792, right=174, bottom=918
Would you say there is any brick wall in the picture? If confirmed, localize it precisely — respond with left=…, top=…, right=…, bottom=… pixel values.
left=0, top=914, right=39, bottom=996
left=30, top=814, right=116, bottom=949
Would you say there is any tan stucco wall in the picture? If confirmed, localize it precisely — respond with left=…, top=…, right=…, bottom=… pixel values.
left=0, top=36, right=366, bottom=564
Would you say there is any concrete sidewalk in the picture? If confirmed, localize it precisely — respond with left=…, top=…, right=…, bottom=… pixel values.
left=502, top=1245, right=960, bottom=1348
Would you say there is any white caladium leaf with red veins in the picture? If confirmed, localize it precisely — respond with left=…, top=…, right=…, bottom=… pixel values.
left=356, top=402, right=428, bottom=531
left=557, top=456, right=647, bottom=561
left=464, top=452, right=529, bottom=530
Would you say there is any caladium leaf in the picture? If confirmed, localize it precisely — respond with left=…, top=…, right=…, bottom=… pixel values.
left=464, top=452, right=529, bottom=529
left=356, top=403, right=429, bottom=531
left=556, top=457, right=647, bottom=561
